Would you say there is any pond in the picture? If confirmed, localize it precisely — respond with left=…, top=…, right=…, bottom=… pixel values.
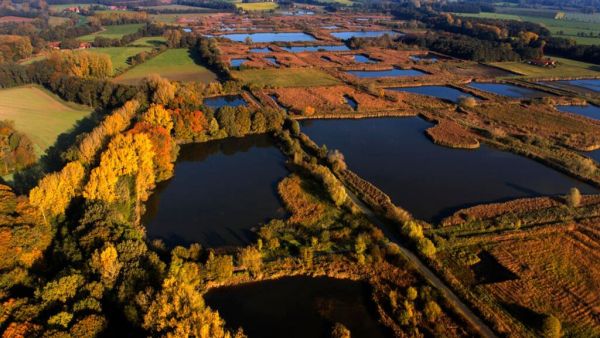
left=222, top=32, right=315, bottom=43
left=249, top=47, right=271, bottom=53
left=331, top=30, right=400, bottom=40
left=344, top=95, right=358, bottom=110
left=265, top=56, right=279, bottom=66
left=354, top=54, right=377, bottom=63
left=347, top=68, right=425, bottom=78
left=561, top=79, right=600, bottom=92
left=142, top=135, right=287, bottom=247
left=203, top=95, right=247, bottom=110
left=283, top=45, right=350, bottom=52
left=300, top=117, right=598, bottom=223
left=388, top=86, right=474, bottom=103
left=468, top=82, right=549, bottom=98
left=557, top=104, right=600, bottom=120
left=409, top=54, right=438, bottom=63
left=322, top=25, right=339, bottom=29
left=204, top=276, right=389, bottom=338
left=230, top=58, right=248, bottom=67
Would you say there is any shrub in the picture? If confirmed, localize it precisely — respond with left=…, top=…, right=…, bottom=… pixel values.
left=458, top=96, right=477, bottom=109
left=541, top=315, right=561, bottom=338
left=566, top=187, right=581, bottom=208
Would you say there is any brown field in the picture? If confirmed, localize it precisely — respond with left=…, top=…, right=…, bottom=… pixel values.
left=0, top=16, right=34, bottom=24
left=434, top=196, right=600, bottom=336
left=425, top=120, right=480, bottom=149
left=269, top=85, right=409, bottom=116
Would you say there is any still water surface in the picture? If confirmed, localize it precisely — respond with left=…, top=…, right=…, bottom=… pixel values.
left=205, top=276, right=389, bottom=338
left=143, top=135, right=287, bottom=247
left=301, top=117, right=598, bottom=222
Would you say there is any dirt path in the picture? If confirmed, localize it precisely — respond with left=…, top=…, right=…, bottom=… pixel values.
left=345, top=190, right=498, bottom=338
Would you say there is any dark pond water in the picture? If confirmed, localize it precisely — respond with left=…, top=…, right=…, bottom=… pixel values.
left=347, top=68, right=425, bottom=78
left=204, top=276, right=389, bottom=338
left=250, top=47, right=271, bottom=53
left=468, top=82, right=548, bottom=98
left=283, top=45, right=350, bottom=52
left=354, top=54, right=377, bottom=63
left=265, top=56, right=279, bottom=66
left=222, top=32, right=315, bottom=42
left=589, top=151, right=600, bottom=163
left=203, top=95, right=247, bottom=110
left=409, top=54, right=438, bottom=63
left=322, top=25, right=339, bottom=29
left=331, top=30, right=400, bottom=39
left=344, top=95, right=357, bottom=110
left=300, top=117, right=598, bottom=222
left=230, top=58, right=247, bottom=67
left=557, top=104, right=600, bottom=120
left=562, top=79, right=600, bottom=92
left=142, top=135, right=287, bottom=247
left=388, top=86, right=474, bottom=103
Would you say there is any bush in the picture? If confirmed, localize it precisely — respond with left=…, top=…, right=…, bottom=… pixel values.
left=541, top=314, right=561, bottom=338
left=417, top=238, right=437, bottom=258
left=566, top=187, right=581, bottom=208
left=458, top=96, right=477, bottom=108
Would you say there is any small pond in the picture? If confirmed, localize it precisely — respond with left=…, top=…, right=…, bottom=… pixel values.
left=347, top=68, right=425, bottom=78
left=204, top=276, right=389, bottom=338
left=468, top=82, right=549, bottom=99
left=222, top=32, right=315, bottom=43
left=300, top=117, right=598, bottom=222
left=561, top=79, right=600, bottom=92
left=344, top=95, right=358, bottom=110
left=388, top=86, right=474, bottom=103
left=203, top=95, right=247, bottom=110
left=557, top=104, right=600, bottom=120
left=331, top=30, right=400, bottom=39
left=283, top=45, right=350, bottom=52
left=250, top=47, right=271, bottom=53
left=322, top=25, right=339, bottom=29
left=409, top=54, right=438, bottom=63
left=265, top=56, right=279, bottom=66
left=230, top=58, right=248, bottom=67
left=354, top=54, right=377, bottom=63
left=142, top=135, right=287, bottom=247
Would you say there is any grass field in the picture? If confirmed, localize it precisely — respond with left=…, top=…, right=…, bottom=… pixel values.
left=129, top=36, right=166, bottom=47
left=490, top=57, right=600, bottom=78
left=232, top=68, right=341, bottom=87
left=48, top=16, right=71, bottom=27
left=114, top=48, right=217, bottom=85
left=49, top=3, right=94, bottom=11
left=149, top=13, right=212, bottom=24
left=79, top=24, right=145, bottom=42
left=236, top=2, right=279, bottom=10
left=454, top=12, right=600, bottom=45
left=0, top=86, right=91, bottom=156
left=88, top=47, right=153, bottom=74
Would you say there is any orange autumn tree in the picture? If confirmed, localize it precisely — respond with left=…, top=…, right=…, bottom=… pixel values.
left=172, top=109, right=208, bottom=142
left=129, top=122, right=177, bottom=182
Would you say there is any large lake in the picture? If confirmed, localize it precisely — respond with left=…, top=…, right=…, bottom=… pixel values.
left=301, top=118, right=598, bottom=222
left=142, top=135, right=287, bottom=247
left=205, top=276, right=389, bottom=338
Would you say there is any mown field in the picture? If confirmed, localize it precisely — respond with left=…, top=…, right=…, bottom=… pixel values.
left=149, top=13, right=212, bottom=24
left=490, top=57, right=600, bottom=78
left=0, top=86, right=91, bottom=156
left=48, top=16, right=71, bottom=27
left=114, top=48, right=217, bottom=85
left=236, top=2, right=279, bottom=11
left=129, top=36, right=166, bottom=47
left=78, top=23, right=145, bottom=42
left=232, top=68, right=341, bottom=87
left=88, top=47, right=153, bottom=74
left=454, top=12, right=600, bottom=45
left=48, top=3, right=94, bottom=11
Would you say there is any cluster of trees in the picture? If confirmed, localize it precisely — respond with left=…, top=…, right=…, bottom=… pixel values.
left=437, top=1, right=495, bottom=14
left=0, top=120, right=36, bottom=175
left=0, top=34, right=33, bottom=63
left=47, top=50, right=113, bottom=78
left=393, top=5, right=547, bottom=61
left=545, top=37, right=600, bottom=65
left=214, top=105, right=285, bottom=139
left=90, top=11, right=148, bottom=25
left=177, top=0, right=236, bottom=11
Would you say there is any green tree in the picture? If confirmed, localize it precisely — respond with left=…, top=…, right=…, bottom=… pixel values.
left=541, top=315, right=561, bottom=338
left=423, top=300, right=442, bottom=322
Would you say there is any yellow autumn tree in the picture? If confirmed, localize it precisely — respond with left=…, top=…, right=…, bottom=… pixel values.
left=29, top=161, right=85, bottom=222
left=141, top=104, right=174, bottom=133
left=90, top=243, right=122, bottom=288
